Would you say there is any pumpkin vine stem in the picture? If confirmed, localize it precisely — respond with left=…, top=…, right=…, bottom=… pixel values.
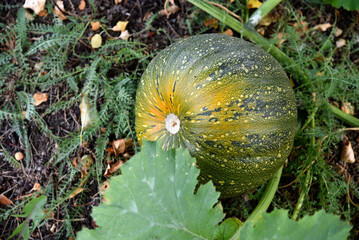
left=230, top=166, right=283, bottom=240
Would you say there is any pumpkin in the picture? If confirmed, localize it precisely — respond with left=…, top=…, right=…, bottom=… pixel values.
left=135, top=34, right=297, bottom=198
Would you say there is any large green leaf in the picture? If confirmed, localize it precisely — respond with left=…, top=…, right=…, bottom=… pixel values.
left=77, top=140, right=225, bottom=240
left=238, top=209, right=352, bottom=240
left=324, top=0, right=359, bottom=10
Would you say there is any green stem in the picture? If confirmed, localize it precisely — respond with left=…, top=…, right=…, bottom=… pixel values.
left=328, top=104, right=359, bottom=127
left=229, top=166, right=283, bottom=240
left=247, top=0, right=282, bottom=28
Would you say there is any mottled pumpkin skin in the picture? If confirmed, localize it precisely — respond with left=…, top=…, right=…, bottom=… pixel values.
left=135, top=34, right=297, bottom=198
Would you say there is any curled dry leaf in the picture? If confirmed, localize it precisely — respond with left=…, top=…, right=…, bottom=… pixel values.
left=0, top=194, right=13, bottom=206
left=23, top=0, right=46, bottom=15
left=90, top=34, right=102, bottom=48
left=336, top=39, right=346, bottom=48
left=79, top=155, right=94, bottom=178
left=69, top=187, right=84, bottom=199
left=247, top=0, right=263, bottom=9
left=104, top=160, right=124, bottom=177
left=33, top=92, right=48, bottom=106
left=91, top=21, right=100, bottom=31
left=119, top=30, right=131, bottom=40
left=53, top=1, right=67, bottom=20
left=114, top=0, right=122, bottom=4
left=15, top=152, right=24, bottom=161
left=112, top=138, right=133, bottom=155
left=341, top=136, right=355, bottom=164
left=112, top=21, right=129, bottom=32
left=32, top=182, right=42, bottom=192
left=334, top=28, right=343, bottom=37
left=203, top=18, right=219, bottom=29
left=79, top=0, right=86, bottom=10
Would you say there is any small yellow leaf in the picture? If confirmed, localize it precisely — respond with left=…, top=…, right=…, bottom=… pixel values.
left=91, top=21, right=101, bottom=31
left=33, top=92, right=48, bottom=106
left=23, top=0, right=46, bottom=15
left=248, top=0, right=262, bottom=9
left=90, top=34, right=102, bottom=48
left=112, top=21, right=129, bottom=32
left=69, top=187, right=84, bottom=199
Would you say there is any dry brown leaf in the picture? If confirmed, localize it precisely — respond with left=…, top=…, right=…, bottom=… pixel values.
left=119, top=30, right=131, bottom=40
left=104, top=160, right=124, bottom=177
left=23, top=0, right=46, bottom=15
left=143, top=11, right=153, bottom=21
left=79, top=0, right=86, bottom=10
left=222, top=29, right=233, bottom=36
left=275, top=32, right=287, bottom=48
left=90, top=34, right=102, bottom=48
left=0, top=194, right=13, bottom=206
left=91, top=21, right=100, bottom=31
left=341, top=136, right=355, bottom=164
left=248, top=0, right=262, bottom=9
left=15, top=152, right=24, bottom=161
left=341, top=102, right=354, bottom=115
left=114, top=0, right=122, bottom=4
left=72, top=157, right=78, bottom=168
left=259, top=15, right=274, bottom=27
left=112, top=139, right=133, bottom=155
left=53, top=1, right=67, bottom=20
left=112, top=21, right=129, bottom=32
left=69, top=187, right=84, bottom=199
left=33, top=92, right=48, bottom=106
left=37, top=9, right=47, bottom=17
left=336, top=39, right=346, bottom=48
left=293, top=21, right=309, bottom=35
left=50, top=224, right=56, bottom=233
left=313, top=23, right=332, bottom=32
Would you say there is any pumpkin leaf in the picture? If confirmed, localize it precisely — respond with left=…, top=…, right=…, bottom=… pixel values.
left=77, top=140, right=225, bottom=240
left=238, top=209, right=352, bottom=240
left=323, top=0, right=359, bottom=10
left=9, top=195, right=47, bottom=240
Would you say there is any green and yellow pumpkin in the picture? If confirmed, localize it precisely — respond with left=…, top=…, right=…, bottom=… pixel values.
left=135, top=34, right=297, bottom=198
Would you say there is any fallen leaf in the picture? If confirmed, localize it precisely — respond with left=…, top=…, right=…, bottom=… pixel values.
left=50, top=224, right=56, bottom=233
left=79, top=0, right=86, bottom=10
left=114, top=0, right=122, bottom=4
left=275, top=32, right=287, bottom=48
left=222, top=29, right=233, bottom=36
left=203, top=18, right=219, bottom=29
left=104, top=160, right=124, bottom=177
left=248, top=0, right=262, bottom=9
left=341, top=102, right=354, bottom=115
left=79, top=155, right=94, bottom=178
left=69, top=187, right=84, bottom=199
left=91, top=21, right=100, bottom=31
left=256, top=27, right=265, bottom=36
left=23, top=0, right=46, bottom=15
left=293, top=20, right=309, bottom=35
left=119, top=30, right=130, bottom=40
left=32, top=182, right=41, bottom=192
left=90, top=34, right=102, bottom=48
left=336, top=39, right=346, bottom=48
left=80, top=93, right=98, bottom=131
left=113, top=139, right=133, bottom=155
left=341, top=136, right=355, bottom=164
left=112, top=21, right=129, bottom=32
left=0, top=194, right=13, bottom=206
left=72, top=157, right=78, bottom=168
left=53, top=1, right=67, bottom=20
left=33, top=92, right=48, bottom=106
left=15, top=152, right=24, bottom=161
left=143, top=11, right=153, bottom=21
left=259, top=14, right=274, bottom=27
left=334, top=28, right=343, bottom=37
left=313, top=23, right=332, bottom=32
left=37, top=9, right=47, bottom=17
